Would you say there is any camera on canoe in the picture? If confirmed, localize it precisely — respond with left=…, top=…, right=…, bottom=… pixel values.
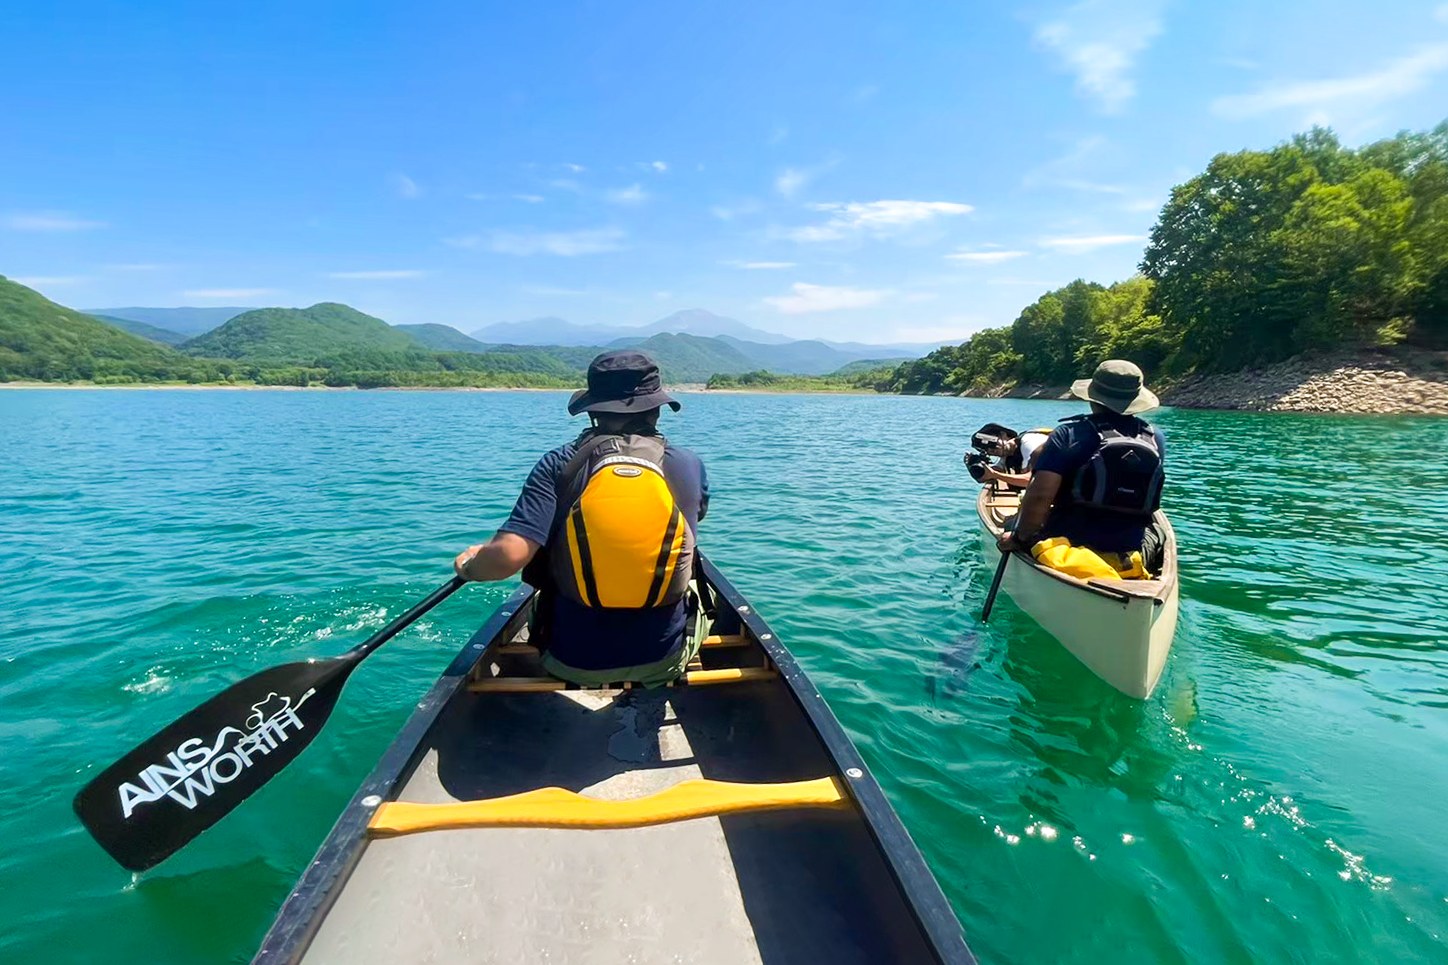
left=964, top=450, right=992, bottom=482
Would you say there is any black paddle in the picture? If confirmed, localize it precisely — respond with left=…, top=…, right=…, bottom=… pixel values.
left=73, top=575, right=465, bottom=872
left=980, top=547, right=1010, bottom=623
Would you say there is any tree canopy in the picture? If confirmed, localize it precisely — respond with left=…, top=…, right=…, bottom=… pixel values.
left=882, top=120, right=1448, bottom=395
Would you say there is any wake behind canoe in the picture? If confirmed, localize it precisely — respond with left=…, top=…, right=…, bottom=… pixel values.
left=254, top=556, right=974, bottom=964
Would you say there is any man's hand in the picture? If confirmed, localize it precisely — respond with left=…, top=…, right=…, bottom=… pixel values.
left=996, top=533, right=1019, bottom=553
left=453, top=544, right=484, bottom=581
left=451, top=533, right=539, bottom=584
left=981, top=465, right=1003, bottom=483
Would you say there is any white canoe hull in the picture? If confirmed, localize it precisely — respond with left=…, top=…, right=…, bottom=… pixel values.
left=976, top=488, right=1179, bottom=699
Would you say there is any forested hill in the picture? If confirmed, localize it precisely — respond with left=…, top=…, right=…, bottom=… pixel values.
left=883, top=121, right=1448, bottom=395
left=0, top=276, right=229, bottom=382
left=183, top=303, right=425, bottom=360
left=393, top=323, right=491, bottom=353
left=0, top=278, right=864, bottom=387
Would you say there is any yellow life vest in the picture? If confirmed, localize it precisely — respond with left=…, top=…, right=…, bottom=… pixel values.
left=549, top=433, right=694, bottom=608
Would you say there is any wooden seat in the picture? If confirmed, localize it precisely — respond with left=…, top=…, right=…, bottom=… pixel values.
left=467, top=667, right=778, bottom=693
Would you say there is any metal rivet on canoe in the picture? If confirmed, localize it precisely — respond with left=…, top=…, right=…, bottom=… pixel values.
left=472, top=643, right=485, bottom=650
left=761, top=633, right=773, bottom=640
left=361, top=795, right=383, bottom=807
left=845, top=767, right=863, bottom=779
left=738, top=606, right=750, bottom=613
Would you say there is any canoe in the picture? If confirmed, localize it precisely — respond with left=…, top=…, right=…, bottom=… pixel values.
left=254, top=554, right=975, bottom=964
left=975, top=484, right=1180, bottom=699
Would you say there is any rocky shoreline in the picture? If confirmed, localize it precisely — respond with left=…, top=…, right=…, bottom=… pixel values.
left=966, top=347, right=1448, bottom=416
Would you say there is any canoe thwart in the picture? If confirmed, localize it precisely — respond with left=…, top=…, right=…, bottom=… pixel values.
left=495, top=633, right=751, bottom=657
left=466, top=667, right=776, bottom=693
left=367, top=776, right=848, bottom=835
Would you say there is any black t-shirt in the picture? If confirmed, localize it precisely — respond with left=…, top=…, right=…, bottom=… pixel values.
left=499, top=438, right=708, bottom=670
left=1033, top=415, right=1166, bottom=552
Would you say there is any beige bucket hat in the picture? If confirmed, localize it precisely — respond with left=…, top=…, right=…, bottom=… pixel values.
left=1069, top=359, right=1159, bottom=415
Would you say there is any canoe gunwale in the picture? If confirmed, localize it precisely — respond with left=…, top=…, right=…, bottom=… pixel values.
left=696, top=555, right=976, bottom=965
left=253, top=583, right=536, bottom=964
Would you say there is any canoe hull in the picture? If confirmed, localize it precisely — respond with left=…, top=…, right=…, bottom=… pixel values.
left=976, top=488, right=1180, bottom=699
left=254, top=556, right=974, bottom=964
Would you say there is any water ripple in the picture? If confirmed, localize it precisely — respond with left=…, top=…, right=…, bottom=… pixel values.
left=1, top=389, right=1445, bottom=962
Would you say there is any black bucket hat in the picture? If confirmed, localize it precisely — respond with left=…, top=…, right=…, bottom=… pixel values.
left=567, top=350, right=681, bottom=416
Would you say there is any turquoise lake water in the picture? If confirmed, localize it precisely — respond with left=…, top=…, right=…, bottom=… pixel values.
left=1, top=388, right=1445, bottom=963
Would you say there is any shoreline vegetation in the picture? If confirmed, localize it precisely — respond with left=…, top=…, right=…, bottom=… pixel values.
left=876, top=122, right=1448, bottom=417
left=3, top=121, right=1445, bottom=416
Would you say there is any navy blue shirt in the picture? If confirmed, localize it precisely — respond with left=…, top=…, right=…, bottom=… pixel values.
left=499, top=438, right=708, bottom=670
left=1033, top=414, right=1166, bottom=553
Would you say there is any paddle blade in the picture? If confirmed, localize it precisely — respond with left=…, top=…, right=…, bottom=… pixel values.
left=73, top=656, right=356, bottom=871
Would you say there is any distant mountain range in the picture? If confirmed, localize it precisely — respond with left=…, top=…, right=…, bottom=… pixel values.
left=81, top=303, right=928, bottom=377
left=84, top=305, right=256, bottom=336
left=86, top=313, right=191, bottom=346
left=2, top=276, right=927, bottom=387
left=469, top=309, right=796, bottom=347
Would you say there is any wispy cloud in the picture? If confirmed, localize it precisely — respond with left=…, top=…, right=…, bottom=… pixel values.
left=183, top=288, right=278, bottom=299
left=466, top=192, right=546, bottom=203
left=723, top=260, right=796, bottom=270
left=645, top=160, right=668, bottom=173
left=1121, top=197, right=1162, bottom=213
left=561, top=162, right=587, bottom=174
left=13, top=275, right=87, bottom=287
left=1211, top=44, right=1448, bottom=120
left=851, top=84, right=880, bottom=104
left=891, top=322, right=985, bottom=344
left=105, top=263, right=166, bottom=272
left=521, top=284, right=594, bottom=297
left=1038, top=233, right=1144, bottom=253
left=325, top=269, right=428, bottom=280
left=604, top=183, right=648, bottom=205
left=449, top=227, right=627, bottom=256
left=547, top=178, right=584, bottom=193
left=1437, top=4, right=1448, bottom=24
left=776, top=167, right=811, bottom=198
left=392, top=173, right=421, bottom=199
left=1022, top=136, right=1130, bottom=195
left=947, top=249, right=1029, bottom=264
left=768, top=124, right=789, bottom=146
left=711, top=199, right=763, bottom=221
left=764, top=282, right=889, bottom=314
left=1033, top=0, right=1165, bottom=113
left=5, top=212, right=107, bottom=232
left=785, top=200, right=972, bottom=243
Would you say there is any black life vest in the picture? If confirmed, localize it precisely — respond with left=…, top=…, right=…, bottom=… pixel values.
left=1061, top=415, right=1163, bottom=519
left=537, top=430, right=695, bottom=609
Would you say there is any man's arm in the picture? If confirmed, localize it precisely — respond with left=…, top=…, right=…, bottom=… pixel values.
left=998, top=470, right=1062, bottom=551
left=982, top=465, right=1032, bottom=489
left=454, top=532, right=540, bottom=582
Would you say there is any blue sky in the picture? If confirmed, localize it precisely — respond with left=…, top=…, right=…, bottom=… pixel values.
left=3, top=1, right=1448, bottom=343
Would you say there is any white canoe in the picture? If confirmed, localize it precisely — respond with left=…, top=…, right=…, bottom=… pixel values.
left=975, top=485, right=1180, bottom=699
